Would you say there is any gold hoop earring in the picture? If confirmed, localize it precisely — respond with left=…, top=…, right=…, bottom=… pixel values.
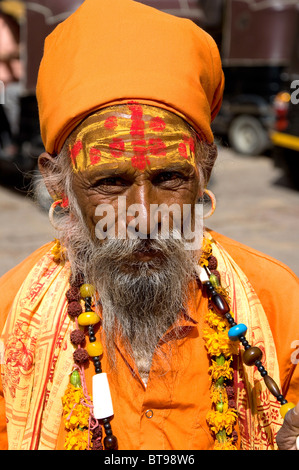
left=203, top=189, right=216, bottom=219
left=49, top=197, right=69, bottom=230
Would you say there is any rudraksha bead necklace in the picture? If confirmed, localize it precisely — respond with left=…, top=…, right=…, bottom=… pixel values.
left=66, top=276, right=118, bottom=451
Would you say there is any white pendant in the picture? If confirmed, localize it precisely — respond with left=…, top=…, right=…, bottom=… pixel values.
left=92, top=373, right=114, bottom=420
left=196, top=265, right=209, bottom=283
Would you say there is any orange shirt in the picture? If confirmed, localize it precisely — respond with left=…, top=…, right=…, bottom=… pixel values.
left=0, top=230, right=299, bottom=450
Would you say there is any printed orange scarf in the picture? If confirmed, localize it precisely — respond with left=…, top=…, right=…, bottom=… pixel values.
left=0, top=235, right=283, bottom=449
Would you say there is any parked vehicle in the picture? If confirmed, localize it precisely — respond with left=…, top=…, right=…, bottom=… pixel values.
left=211, top=0, right=299, bottom=155
left=0, top=0, right=298, bottom=210
left=270, top=26, right=299, bottom=189
left=213, top=65, right=281, bottom=155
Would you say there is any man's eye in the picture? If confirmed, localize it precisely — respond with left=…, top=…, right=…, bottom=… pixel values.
left=154, top=171, right=184, bottom=184
left=94, top=177, right=126, bottom=187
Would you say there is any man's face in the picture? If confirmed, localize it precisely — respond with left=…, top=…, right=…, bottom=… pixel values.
left=69, top=104, right=202, bottom=258
left=39, top=105, right=207, bottom=365
left=72, top=154, right=200, bottom=254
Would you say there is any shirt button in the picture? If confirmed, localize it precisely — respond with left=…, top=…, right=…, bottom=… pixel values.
left=145, top=409, right=153, bottom=419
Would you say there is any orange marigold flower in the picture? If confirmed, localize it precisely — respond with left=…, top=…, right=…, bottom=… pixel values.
left=202, top=327, right=238, bottom=357
left=62, top=384, right=91, bottom=430
left=199, top=238, right=213, bottom=266
left=210, top=385, right=228, bottom=405
left=51, top=238, right=66, bottom=262
left=205, top=310, right=228, bottom=331
left=202, top=238, right=212, bottom=254
left=209, top=359, right=234, bottom=382
left=64, top=428, right=91, bottom=450
left=214, top=439, right=238, bottom=450
left=206, top=409, right=238, bottom=435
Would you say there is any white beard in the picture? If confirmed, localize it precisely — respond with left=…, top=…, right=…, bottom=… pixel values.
left=57, top=196, right=198, bottom=381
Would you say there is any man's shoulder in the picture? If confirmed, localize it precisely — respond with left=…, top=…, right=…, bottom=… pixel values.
left=209, top=229, right=299, bottom=289
left=0, top=242, right=55, bottom=332
left=0, top=242, right=55, bottom=286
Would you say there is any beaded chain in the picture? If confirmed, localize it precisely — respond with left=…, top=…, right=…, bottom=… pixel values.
left=199, top=238, right=295, bottom=449
left=63, top=274, right=118, bottom=451
left=61, top=239, right=295, bottom=450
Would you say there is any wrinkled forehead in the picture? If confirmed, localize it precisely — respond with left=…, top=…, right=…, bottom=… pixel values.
left=67, top=103, right=198, bottom=173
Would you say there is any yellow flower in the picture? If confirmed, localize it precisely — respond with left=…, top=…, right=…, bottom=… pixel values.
left=202, top=327, right=238, bottom=357
left=199, top=238, right=213, bottom=266
left=210, top=385, right=228, bottom=405
left=202, top=238, right=212, bottom=255
left=51, top=239, right=66, bottom=262
left=206, top=409, right=238, bottom=435
left=62, top=384, right=81, bottom=410
left=62, top=384, right=91, bottom=430
left=64, top=428, right=92, bottom=450
left=214, top=439, right=237, bottom=450
left=199, top=257, right=209, bottom=267
left=209, top=359, right=234, bottom=382
left=205, top=309, right=228, bottom=331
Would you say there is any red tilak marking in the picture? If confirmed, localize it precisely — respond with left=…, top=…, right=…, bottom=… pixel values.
left=130, top=119, right=145, bottom=137
left=148, top=138, right=166, bottom=156
left=128, top=102, right=143, bottom=120
left=131, top=139, right=150, bottom=170
left=178, top=142, right=188, bottom=159
left=178, top=135, right=195, bottom=160
left=149, top=117, right=166, bottom=132
left=70, top=140, right=83, bottom=165
left=183, top=134, right=195, bottom=153
left=109, top=138, right=125, bottom=158
left=89, top=147, right=102, bottom=165
left=129, top=103, right=150, bottom=170
left=104, top=116, right=118, bottom=129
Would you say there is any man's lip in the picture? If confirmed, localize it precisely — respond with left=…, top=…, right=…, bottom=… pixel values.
left=132, top=249, right=161, bottom=261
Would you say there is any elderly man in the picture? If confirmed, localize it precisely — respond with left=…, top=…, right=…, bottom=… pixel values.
left=0, top=0, right=299, bottom=451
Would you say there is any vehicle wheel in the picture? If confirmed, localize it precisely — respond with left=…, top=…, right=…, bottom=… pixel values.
left=228, top=115, right=269, bottom=156
left=32, top=169, right=53, bottom=212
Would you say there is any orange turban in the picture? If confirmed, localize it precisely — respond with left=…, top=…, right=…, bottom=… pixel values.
left=36, top=0, right=224, bottom=155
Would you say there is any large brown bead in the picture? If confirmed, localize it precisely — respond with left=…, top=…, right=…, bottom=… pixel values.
left=211, top=292, right=230, bottom=315
left=264, top=375, right=281, bottom=397
left=104, top=434, right=118, bottom=450
left=73, top=348, right=89, bottom=364
left=242, top=346, right=263, bottom=366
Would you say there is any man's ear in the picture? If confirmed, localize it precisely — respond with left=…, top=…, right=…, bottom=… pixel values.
left=197, top=142, right=218, bottom=199
left=38, top=152, right=60, bottom=199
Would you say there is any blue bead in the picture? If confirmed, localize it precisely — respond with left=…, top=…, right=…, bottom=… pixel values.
left=228, top=323, right=247, bottom=341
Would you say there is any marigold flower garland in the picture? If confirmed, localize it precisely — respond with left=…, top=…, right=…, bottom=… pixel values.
left=62, top=371, right=94, bottom=450
left=200, top=238, right=239, bottom=450
left=199, top=237, right=296, bottom=449
left=61, top=353, right=104, bottom=450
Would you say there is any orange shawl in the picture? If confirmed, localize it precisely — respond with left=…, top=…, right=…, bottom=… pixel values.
left=1, top=235, right=283, bottom=449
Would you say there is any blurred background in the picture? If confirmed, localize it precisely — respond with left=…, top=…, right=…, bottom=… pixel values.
left=0, top=0, right=299, bottom=276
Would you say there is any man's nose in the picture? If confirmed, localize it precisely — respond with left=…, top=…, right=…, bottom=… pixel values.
left=126, top=183, right=159, bottom=237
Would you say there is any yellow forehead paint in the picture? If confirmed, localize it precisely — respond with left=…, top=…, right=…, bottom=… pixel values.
left=68, top=103, right=198, bottom=172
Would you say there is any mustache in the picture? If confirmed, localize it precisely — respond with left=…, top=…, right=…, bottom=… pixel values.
left=91, top=231, right=189, bottom=261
